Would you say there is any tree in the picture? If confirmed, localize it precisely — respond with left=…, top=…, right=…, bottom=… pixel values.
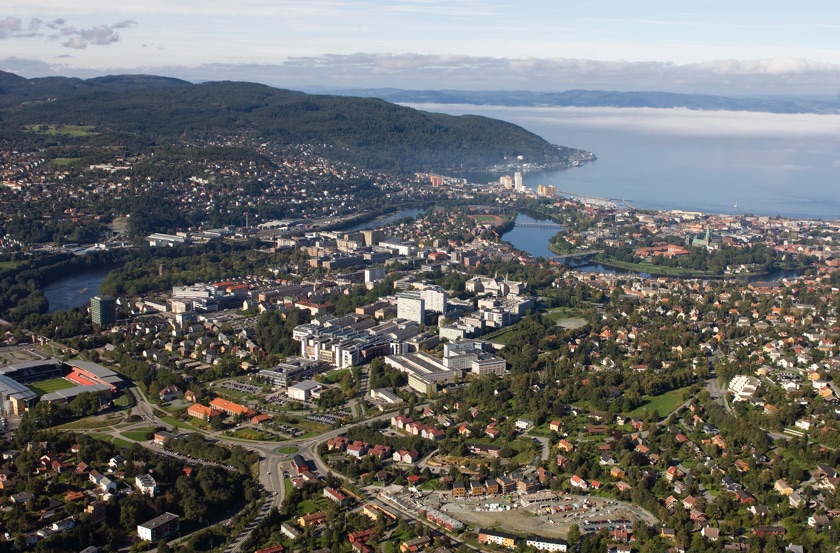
left=567, top=524, right=581, bottom=548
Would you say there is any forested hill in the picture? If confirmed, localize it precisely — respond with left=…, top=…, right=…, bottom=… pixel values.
left=0, top=71, right=581, bottom=172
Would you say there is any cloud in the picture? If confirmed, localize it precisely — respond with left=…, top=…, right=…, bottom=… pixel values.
left=270, top=53, right=840, bottom=95
left=57, top=20, right=135, bottom=49
left=0, top=16, right=24, bottom=38
left=0, top=16, right=135, bottom=48
left=5, top=51, right=840, bottom=97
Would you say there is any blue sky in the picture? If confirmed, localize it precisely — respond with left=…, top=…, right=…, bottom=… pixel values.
left=2, top=1, right=840, bottom=94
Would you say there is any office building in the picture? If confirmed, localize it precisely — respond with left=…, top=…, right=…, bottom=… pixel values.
left=397, top=291, right=425, bottom=324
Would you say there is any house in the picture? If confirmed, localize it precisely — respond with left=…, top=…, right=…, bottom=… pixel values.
left=400, top=536, right=432, bottom=553
left=347, top=441, right=370, bottom=458
left=135, top=474, right=158, bottom=497
left=298, top=512, right=328, bottom=527
left=515, top=418, right=533, bottom=431
left=496, top=476, right=516, bottom=494
left=470, top=480, right=486, bottom=496
left=98, top=476, right=117, bottom=493
left=558, top=439, right=575, bottom=452
left=774, top=479, right=794, bottom=495
left=369, top=444, right=391, bottom=460
left=291, top=454, right=309, bottom=475
left=324, top=487, right=348, bottom=506
left=478, top=528, right=517, bottom=549
left=570, top=474, right=588, bottom=490
left=549, top=420, right=562, bottom=432
left=610, top=467, right=626, bottom=479
left=517, top=477, right=539, bottom=493
left=280, top=522, right=303, bottom=541
left=393, top=449, right=420, bottom=464
left=808, top=515, right=830, bottom=529
left=452, top=482, right=466, bottom=497
left=109, top=455, right=125, bottom=469
left=159, top=385, right=183, bottom=402
left=660, top=528, right=676, bottom=540
left=702, top=527, right=720, bottom=541
left=484, top=478, right=499, bottom=494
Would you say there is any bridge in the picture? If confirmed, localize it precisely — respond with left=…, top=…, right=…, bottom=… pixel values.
left=515, top=222, right=564, bottom=229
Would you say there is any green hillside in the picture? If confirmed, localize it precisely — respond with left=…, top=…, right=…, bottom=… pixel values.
left=0, top=71, right=582, bottom=172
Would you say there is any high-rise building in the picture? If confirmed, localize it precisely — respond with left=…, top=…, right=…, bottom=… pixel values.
left=514, top=172, right=523, bottom=191
left=91, top=295, right=116, bottom=327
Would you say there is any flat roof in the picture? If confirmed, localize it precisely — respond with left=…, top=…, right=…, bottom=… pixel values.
left=0, top=375, right=37, bottom=401
left=41, top=383, right=111, bottom=402
left=139, top=512, right=179, bottom=530
left=67, top=361, right=118, bottom=379
left=289, top=380, right=320, bottom=391
left=0, top=358, right=62, bottom=376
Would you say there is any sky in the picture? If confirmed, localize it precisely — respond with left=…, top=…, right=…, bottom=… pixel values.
left=3, top=1, right=840, bottom=95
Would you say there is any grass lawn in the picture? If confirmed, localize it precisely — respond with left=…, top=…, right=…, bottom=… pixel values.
left=112, top=437, right=135, bottom=449
left=27, top=377, right=76, bottom=397
left=161, top=416, right=195, bottom=430
left=321, top=369, right=350, bottom=385
left=113, top=394, right=132, bottom=407
left=0, top=261, right=22, bottom=269
left=290, top=419, right=331, bottom=434
left=296, top=499, right=321, bottom=515
left=544, top=307, right=581, bottom=322
left=470, top=214, right=504, bottom=225
left=629, top=386, right=693, bottom=418
left=122, top=428, right=155, bottom=442
left=57, top=415, right=123, bottom=430
left=226, top=428, right=279, bottom=441
left=598, top=258, right=719, bottom=278
left=50, top=157, right=82, bottom=166
left=486, top=329, right=517, bottom=345
left=27, top=124, right=96, bottom=137
left=278, top=446, right=298, bottom=455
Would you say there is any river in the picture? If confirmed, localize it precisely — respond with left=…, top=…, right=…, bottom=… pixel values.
left=500, top=212, right=802, bottom=282
left=43, top=268, right=112, bottom=313
left=342, top=208, right=426, bottom=232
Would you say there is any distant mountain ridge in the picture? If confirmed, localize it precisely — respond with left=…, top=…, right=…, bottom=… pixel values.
left=0, top=70, right=586, bottom=173
left=326, top=88, right=840, bottom=114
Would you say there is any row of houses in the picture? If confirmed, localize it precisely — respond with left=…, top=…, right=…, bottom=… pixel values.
left=391, top=415, right=445, bottom=441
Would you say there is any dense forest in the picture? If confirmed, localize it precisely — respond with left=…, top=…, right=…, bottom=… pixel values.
left=0, top=70, right=579, bottom=172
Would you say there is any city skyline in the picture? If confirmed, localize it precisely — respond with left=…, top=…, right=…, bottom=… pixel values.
left=2, top=1, right=840, bottom=95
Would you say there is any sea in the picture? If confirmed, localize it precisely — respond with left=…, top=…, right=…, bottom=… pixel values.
left=407, top=104, right=840, bottom=221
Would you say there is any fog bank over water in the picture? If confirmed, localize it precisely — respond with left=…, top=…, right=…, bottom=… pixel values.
left=409, top=104, right=840, bottom=220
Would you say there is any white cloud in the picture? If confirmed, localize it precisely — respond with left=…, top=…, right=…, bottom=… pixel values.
left=57, top=21, right=135, bottom=48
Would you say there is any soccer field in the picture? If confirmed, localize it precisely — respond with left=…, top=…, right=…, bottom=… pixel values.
left=27, top=378, right=76, bottom=396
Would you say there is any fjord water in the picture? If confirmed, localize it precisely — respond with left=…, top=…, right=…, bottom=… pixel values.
left=412, top=104, right=840, bottom=220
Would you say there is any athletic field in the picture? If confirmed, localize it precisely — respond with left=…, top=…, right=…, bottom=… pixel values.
left=27, top=378, right=76, bottom=397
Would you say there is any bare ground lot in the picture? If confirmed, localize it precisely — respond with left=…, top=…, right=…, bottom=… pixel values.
left=434, top=494, right=654, bottom=539
left=0, top=345, right=51, bottom=366
left=556, top=317, right=588, bottom=330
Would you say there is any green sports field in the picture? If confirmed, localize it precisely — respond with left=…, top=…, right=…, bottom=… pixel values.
left=27, top=378, right=77, bottom=397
